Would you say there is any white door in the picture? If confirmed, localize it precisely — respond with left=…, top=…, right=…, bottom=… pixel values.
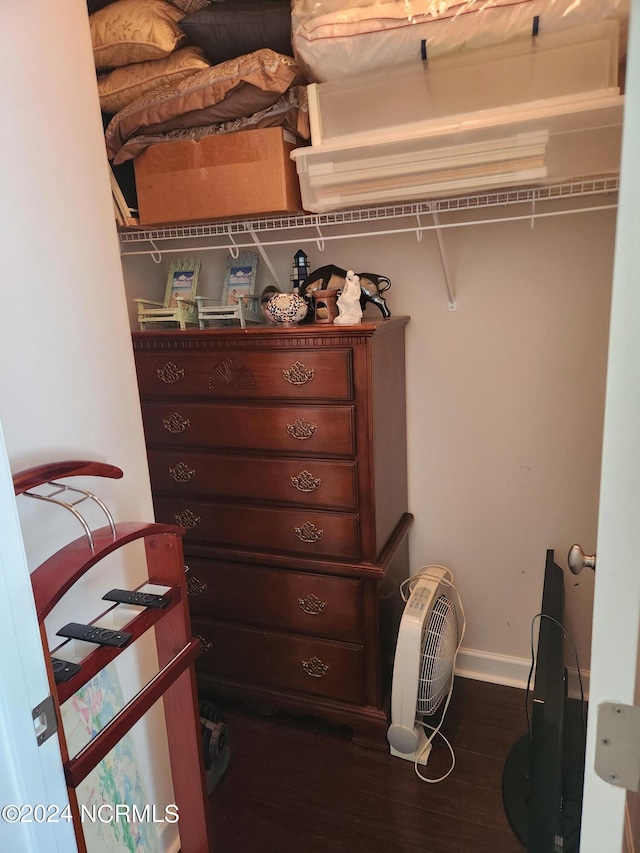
left=0, top=418, right=77, bottom=853
left=580, top=1, right=640, bottom=850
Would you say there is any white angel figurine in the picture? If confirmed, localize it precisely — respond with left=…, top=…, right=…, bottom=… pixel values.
left=334, top=270, right=363, bottom=325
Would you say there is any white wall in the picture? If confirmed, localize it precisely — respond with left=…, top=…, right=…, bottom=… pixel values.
left=0, top=2, right=176, bottom=850
left=398, top=204, right=614, bottom=682
left=122, top=196, right=616, bottom=685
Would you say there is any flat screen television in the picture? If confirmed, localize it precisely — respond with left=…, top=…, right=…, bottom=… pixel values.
left=502, top=550, right=586, bottom=852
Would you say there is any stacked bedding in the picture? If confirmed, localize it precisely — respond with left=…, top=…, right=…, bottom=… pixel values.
left=291, top=0, right=630, bottom=82
left=91, top=0, right=310, bottom=165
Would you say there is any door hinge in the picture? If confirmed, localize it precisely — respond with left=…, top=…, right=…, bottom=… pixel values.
left=595, top=702, right=640, bottom=791
left=32, top=695, right=58, bottom=747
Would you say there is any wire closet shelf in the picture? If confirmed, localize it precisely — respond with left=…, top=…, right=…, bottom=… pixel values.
left=118, top=176, right=619, bottom=253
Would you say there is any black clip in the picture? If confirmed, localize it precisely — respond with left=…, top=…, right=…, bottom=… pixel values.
left=532, top=15, right=540, bottom=38
left=421, top=39, right=428, bottom=64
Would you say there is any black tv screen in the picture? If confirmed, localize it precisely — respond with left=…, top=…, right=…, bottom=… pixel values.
left=502, top=550, right=585, bottom=852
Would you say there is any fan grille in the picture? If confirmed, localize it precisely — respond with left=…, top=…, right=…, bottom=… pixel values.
left=417, top=594, right=459, bottom=716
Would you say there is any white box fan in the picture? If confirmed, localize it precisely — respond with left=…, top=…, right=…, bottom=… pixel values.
left=387, top=566, right=465, bottom=771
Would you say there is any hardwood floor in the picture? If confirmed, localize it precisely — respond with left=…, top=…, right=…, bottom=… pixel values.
left=203, top=678, right=527, bottom=852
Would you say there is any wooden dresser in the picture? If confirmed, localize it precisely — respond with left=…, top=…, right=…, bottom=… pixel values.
left=132, top=317, right=412, bottom=748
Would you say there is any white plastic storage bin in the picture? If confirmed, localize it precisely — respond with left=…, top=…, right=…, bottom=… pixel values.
left=291, top=0, right=629, bottom=83
left=291, top=22, right=624, bottom=212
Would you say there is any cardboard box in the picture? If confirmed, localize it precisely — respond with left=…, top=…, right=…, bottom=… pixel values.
left=134, top=128, right=304, bottom=226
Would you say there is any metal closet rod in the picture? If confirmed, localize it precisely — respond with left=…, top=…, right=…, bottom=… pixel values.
left=119, top=202, right=617, bottom=258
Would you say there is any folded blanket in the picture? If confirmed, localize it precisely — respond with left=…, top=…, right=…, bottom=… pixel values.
left=112, top=85, right=309, bottom=163
left=105, top=48, right=305, bottom=160
left=291, top=0, right=629, bottom=81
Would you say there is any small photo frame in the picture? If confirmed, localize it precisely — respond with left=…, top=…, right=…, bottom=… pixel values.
left=165, top=257, right=201, bottom=307
left=222, top=251, right=258, bottom=306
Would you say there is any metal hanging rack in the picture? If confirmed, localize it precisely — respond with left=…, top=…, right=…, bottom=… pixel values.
left=118, top=177, right=619, bottom=310
left=22, top=480, right=117, bottom=552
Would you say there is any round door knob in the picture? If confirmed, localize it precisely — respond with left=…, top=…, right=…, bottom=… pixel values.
left=568, top=544, right=596, bottom=575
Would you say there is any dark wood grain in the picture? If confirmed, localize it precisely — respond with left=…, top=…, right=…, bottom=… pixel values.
left=28, top=522, right=184, bottom=620
left=133, top=322, right=411, bottom=749
left=141, top=401, right=357, bottom=455
left=155, top=496, right=361, bottom=561
left=134, top=346, right=354, bottom=400
left=147, top=448, right=360, bottom=509
left=13, top=460, right=123, bottom=494
left=193, top=618, right=366, bottom=705
left=204, top=676, right=526, bottom=853
left=186, top=557, right=364, bottom=642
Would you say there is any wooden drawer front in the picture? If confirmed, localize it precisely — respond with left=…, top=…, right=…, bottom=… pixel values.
left=148, top=450, right=359, bottom=510
left=141, top=403, right=355, bottom=456
left=135, top=348, right=352, bottom=400
left=155, top=498, right=360, bottom=561
left=193, top=619, right=365, bottom=704
left=185, top=559, right=363, bottom=642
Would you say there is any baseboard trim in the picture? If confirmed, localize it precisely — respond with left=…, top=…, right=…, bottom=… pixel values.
left=455, top=646, right=589, bottom=701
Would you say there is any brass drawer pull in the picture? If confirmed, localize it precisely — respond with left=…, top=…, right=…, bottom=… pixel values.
left=197, top=635, right=213, bottom=654
left=163, top=412, right=191, bottom=434
left=294, top=521, right=324, bottom=543
left=286, top=417, right=317, bottom=440
left=298, top=594, right=327, bottom=615
left=302, top=657, right=329, bottom=678
left=157, top=362, right=185, bottom=383
left=283, top=361, right=315, bottom=385
left=169, top=461, right=196, bottom=482
left=175, top=509, right=201, bottom=529
left=187, top=576, right=207, bottom=597
left=291, top=470, right=321, bottom=492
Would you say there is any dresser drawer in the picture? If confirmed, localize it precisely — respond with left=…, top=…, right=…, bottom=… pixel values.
left=135, top=348, right=353, bottom=400
left=155, top=497, right=360, bottom=561
left=148, top=449, right=359, bottom=510
left=141, top=403, right=355, bottom=456
left=185, top=558, right=363, bottom=642
left=193, top=619, right=365, bottom=705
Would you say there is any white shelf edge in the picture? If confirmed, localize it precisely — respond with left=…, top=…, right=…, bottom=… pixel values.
left=118, top=176, right=619, bottom=247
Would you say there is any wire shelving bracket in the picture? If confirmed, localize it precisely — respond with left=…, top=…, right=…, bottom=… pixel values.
left=118, top=177, right=619, bottom=309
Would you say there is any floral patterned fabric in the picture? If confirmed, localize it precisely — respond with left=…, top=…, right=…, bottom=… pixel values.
left=98, top=45, right=209, bottom=113
left=61, top=665, right=162, bottom=853
left=91, top=0, right=186, bottom=70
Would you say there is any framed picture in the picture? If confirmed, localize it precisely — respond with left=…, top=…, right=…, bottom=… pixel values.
left=165, top=257, right=201, bottom=307
left=222, top=252, right=259, bottom=306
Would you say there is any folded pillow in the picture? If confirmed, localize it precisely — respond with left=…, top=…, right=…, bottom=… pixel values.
left=98, top=46, right=209, bottom=113
left=91, top=0, right=186, bottom=70
left=105, top=48, right=304, bottom=159
left=179, top=0, right=293, bottom=65
left=113, top=85, right=310, bottom=163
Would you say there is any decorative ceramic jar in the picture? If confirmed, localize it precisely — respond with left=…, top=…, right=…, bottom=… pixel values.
left=264, top=292, right=309, bottom=326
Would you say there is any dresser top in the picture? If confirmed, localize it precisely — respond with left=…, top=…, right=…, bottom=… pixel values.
left=132, top=316, right=409, bottom=349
